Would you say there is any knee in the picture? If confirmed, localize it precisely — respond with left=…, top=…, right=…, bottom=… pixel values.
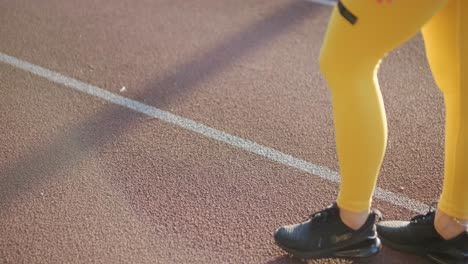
left=318, top=50, right=378, bottom=94
left=318, top=52, right=354, bottom=94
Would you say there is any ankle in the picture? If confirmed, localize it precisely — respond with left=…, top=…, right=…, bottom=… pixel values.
left=339, top=207, right=370, bottom=231
left=434, top=209, right=467, bottom=240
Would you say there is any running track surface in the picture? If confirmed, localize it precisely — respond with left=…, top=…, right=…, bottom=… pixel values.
left=0, top=1, right=445, bottom=263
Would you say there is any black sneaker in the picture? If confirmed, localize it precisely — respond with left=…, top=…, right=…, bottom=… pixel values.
left=273, top=204, right=382, bottom=260
left=377, top=209, right=468, bottom=264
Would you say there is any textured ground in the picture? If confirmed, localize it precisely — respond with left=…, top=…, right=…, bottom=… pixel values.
left=0, top=1, right=444, bottom=263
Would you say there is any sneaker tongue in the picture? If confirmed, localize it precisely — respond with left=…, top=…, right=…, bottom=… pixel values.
left=310, top=206, right=339, bottom=223
left=372, top=209, right=383, bottom=222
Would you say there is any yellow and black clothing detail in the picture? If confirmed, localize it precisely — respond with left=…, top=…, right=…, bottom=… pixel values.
left=337, top=1, right=357, bottom=25
left=319, top=0, right=468, bottom=219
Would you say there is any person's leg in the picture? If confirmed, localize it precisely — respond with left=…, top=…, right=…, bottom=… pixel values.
left=421, top=0, right=468, bottom=239
left=274, top=0, right=446, bottom=260
left=377, top=3, right=467, bottom=262
left=319, top=0, right=446, bottom=228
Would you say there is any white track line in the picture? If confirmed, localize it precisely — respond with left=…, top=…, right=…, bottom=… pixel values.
left=0, top=52, right=429, bottom=214
left=303, top=0, right=336, bottom=7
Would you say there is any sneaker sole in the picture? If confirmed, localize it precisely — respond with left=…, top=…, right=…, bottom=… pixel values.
left=379, top=236, right=467, bottom=264
left=274, top=237, right=381, bottom=260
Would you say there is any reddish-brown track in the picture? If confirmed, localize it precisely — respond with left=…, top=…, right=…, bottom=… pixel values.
left=0, top=1, right=442, bottom=263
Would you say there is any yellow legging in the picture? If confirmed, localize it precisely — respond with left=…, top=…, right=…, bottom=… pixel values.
left=319, top=0, right=468, bottom=219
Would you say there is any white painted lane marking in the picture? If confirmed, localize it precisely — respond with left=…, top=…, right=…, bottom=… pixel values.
left=303, top=0, right=336, bottom=7
left=0, top=52, right=429, bottom=214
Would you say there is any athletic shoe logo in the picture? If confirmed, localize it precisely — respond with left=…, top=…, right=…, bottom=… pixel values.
left=332, top=233, right=352, bottom=243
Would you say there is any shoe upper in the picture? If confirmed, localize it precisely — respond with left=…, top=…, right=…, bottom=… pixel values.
left=377, top=210, right=468, bottom=260
left=377, top=211, right=442, bottom=244
left=274, top=204, right=380, bottom=252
